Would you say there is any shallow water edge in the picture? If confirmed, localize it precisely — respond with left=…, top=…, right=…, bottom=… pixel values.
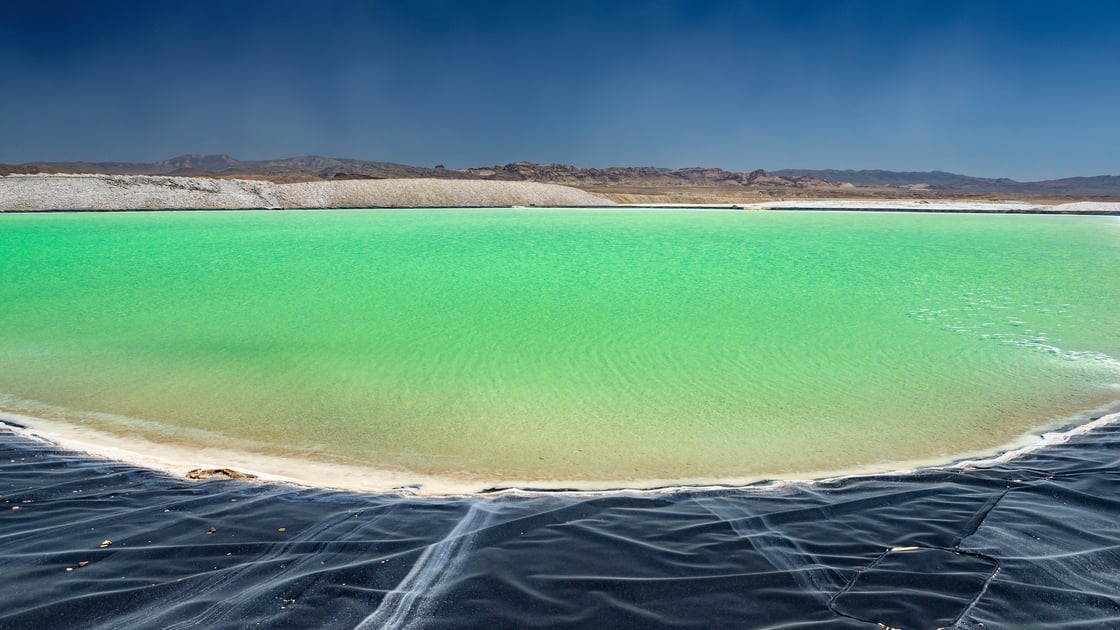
left=4, top=401, right=1118, bottom=497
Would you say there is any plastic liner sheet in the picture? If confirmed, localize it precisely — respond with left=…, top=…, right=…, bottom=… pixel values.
left=2, top=422, right=1119, bottom=629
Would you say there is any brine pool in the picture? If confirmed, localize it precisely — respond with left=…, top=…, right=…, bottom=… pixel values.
left=2, top=209, right=1118, bottom=491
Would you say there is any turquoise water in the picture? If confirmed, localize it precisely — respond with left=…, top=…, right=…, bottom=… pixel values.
left=1, top=210, right=1118, bottom=488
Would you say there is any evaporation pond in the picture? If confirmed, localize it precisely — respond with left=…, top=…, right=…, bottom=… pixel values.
left=2, top=209, right=1119, bottom=489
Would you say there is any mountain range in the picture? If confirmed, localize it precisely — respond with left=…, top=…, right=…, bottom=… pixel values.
left=3, top=155, right=1117, bottom=197
left=775, top=169, right=1120, bottom=197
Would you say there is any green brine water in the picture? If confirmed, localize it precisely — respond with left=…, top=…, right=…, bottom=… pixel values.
left=1, top=209, right=1118, bottom=491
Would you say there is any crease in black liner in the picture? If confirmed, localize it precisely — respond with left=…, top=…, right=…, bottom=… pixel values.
left=2, top=416, right=1119, bottom=628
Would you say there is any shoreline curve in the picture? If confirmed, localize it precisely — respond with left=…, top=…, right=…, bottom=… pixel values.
left=3, top=404, right=1118, bottom=498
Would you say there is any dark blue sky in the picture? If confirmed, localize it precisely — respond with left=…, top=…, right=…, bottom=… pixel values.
left=3, top=0, right=1118, bottom=179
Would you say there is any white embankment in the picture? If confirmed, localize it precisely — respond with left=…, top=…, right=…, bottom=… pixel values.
left=0, top=174, right=612, bottom=210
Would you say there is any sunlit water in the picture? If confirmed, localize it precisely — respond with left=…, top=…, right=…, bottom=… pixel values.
left=1, top=209, right=1118, bottom=489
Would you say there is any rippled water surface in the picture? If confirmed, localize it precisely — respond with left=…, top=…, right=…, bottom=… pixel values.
left=1, top=210, right=1118, bottom=487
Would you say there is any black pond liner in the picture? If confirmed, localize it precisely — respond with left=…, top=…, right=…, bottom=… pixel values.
left=830, top=546, right=999, bottom=627
left=2, top=419, right=1119, bottom=629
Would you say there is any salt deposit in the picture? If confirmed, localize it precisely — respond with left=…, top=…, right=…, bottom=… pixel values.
left=1044, top=201, right=1120, bottom=213
left=0, top=174, right=281, bottom=211
left=738, top=199, right=1120, bottom=213
left=741, top=199, right=1042, bottom=211
left=275, top=178, right=611, bottom=208
left=0, top=174, right=611, bottom=211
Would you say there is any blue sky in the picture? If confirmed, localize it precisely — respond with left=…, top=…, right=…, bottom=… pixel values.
left=3, top=0, right=1118, bottom=180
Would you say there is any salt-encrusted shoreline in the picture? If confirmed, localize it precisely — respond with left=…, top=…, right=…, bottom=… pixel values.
left=5, top=400, right=1118, bottom=496
left=741, top=199, right=1120, bottom=213
left=615, top=199, right=1120, bottom=213
left=0, top=173, right=612, bottom=211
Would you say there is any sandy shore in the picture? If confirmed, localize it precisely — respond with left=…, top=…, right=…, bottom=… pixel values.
left=0, top=174, right=613, bottom=211
left=3, top=402, right=1116, bottom=496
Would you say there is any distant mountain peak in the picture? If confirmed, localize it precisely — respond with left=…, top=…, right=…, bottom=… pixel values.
left=159, top=154, right=242, bottom=173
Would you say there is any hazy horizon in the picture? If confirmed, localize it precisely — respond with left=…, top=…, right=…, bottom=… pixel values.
left=4, top=1, right=1118, bottom=180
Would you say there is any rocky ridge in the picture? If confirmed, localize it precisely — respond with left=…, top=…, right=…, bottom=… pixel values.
left=464, top=162, right=833, bottom=188
left=5, top=155, right=834, bottom=189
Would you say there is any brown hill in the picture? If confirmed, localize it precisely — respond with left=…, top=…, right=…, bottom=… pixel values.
left=8, top=155, right=833, bottom=190
left=465, top=162, right=832, bottom=188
